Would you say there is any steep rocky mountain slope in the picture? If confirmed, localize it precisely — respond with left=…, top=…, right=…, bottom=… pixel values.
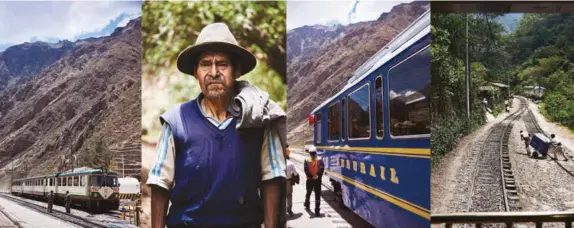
left=0, top=18, right=142, bottom=188
left=287, top=1, right=429, bottom=143
left=0, top=40, right=77, bottom=91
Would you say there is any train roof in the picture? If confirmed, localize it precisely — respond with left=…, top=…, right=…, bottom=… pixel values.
left=13, top=167, right=118, bottom=181
left=311, top=10, right=430, bottom=115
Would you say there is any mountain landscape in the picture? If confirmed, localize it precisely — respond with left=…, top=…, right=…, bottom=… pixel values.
left=0, top=18, right=142, bottom=189
left=286, top=1, right=430, bottom=144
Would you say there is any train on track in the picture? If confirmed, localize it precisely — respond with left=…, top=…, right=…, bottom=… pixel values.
left=308, top=10, right=430, bottom=228
left=10, top=167, right=120, bottom=211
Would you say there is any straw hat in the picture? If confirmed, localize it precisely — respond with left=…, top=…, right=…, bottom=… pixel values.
left=176, top=23, right=257, bottom=77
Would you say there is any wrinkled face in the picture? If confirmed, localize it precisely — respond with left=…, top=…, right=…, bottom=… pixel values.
left=194, top=51, right=236, bottom=100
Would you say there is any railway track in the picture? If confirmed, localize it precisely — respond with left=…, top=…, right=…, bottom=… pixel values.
left=0, top=194, right=107, bottom=228
left=467, top=99, right=527, bottom=213
left=521, top=98, right=574, bottom=178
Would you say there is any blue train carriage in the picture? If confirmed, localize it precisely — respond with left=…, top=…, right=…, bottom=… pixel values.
left=309, top=10, right=430, bottom=228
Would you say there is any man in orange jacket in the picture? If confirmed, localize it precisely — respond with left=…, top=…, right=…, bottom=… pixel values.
left=303, top=146, right=324, bottom=217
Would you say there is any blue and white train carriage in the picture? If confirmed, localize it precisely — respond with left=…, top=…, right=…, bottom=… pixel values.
left=309, top=10, right=430, bottom=228
left=11, top=168, right=120, bottom=211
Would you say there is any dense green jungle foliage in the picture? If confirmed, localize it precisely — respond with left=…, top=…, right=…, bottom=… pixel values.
left=142, top=1, right=286, bottom=142
left=432, top=13, right=574, bottom=162
left=506, top=14, right=574, bottom=131
left=431, top=13, right=507, bottom=161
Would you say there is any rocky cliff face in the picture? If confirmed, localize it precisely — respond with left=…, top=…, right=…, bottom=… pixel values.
left=287, top=1, right=429, bottom=143
left=0, top=41, right=77, bottom=91
left=0, top=18, right=142, bottom=186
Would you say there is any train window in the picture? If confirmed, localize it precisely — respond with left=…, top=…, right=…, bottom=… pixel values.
left=63, top=177, right=67, bottom=186
left=316, top=113, right=322, bottom=144
left=341, top=98, right=346, bottom=140
left=68, top=177, right=73, bottom=186
left=74, top=177, right=79, bottom=186
left=80, top=176, right=83, bottom=186
left=375, top=76, right=384, bottom=138
left=327, top=102, right=341, bottom=141
left=388, top=46, right=431, bottom=137
left=348, top=84, right=371, bottom=139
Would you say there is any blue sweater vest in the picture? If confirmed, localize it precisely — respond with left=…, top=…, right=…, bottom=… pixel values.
left=160, top=98, right=264, bottom=227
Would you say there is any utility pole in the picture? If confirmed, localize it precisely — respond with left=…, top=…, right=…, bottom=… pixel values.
left=466, top=13, right=471, bottom=118
left=122, top=153, right=125, bottom=178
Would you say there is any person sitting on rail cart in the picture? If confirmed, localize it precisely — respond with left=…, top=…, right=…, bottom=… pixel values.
left=304, top=146, right=324, bottom=217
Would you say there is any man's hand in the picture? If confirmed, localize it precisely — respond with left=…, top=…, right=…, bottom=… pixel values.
left=150, top=185, right=170, bottom=228
left=312, top=175, right=318, bottom=180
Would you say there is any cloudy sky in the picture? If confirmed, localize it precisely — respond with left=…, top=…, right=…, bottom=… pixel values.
left=0, top=1, right=141, bottom=51
left=287, top=0, right=411, bottom=31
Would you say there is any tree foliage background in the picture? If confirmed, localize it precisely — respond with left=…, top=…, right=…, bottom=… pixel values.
left=506, top=14, right=574, bottom=130
left=142, top=1, right=286, bottom=142
left=431, top=13, right=507, bottom=161
left=76, top=136, right=113, bottom=170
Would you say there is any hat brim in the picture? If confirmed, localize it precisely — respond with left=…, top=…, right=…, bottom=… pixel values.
left=176, top=42, right=257, bottom=77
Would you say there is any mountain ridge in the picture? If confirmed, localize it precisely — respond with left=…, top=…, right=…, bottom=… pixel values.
left=0, top=18, right=142, bottom=188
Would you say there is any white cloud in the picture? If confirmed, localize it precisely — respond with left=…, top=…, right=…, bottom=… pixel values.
left=287, top=0, right=413, bottom=31
left=0, top=1, right=141, bottom=45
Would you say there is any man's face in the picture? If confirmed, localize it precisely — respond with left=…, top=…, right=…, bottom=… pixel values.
left=194, top=51, right=236, bottom=100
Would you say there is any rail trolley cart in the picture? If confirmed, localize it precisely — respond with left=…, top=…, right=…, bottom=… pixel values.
left=530, top=133, right=550, bottom=157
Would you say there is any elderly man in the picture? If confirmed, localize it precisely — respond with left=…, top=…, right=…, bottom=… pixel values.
left=146, top=23, right=287, bottom=228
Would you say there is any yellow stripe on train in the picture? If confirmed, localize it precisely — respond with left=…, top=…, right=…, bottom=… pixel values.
left=118, top=193, right=140, bottom=201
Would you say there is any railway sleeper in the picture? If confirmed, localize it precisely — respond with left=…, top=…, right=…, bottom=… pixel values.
left=505, top=184, right=516, bottom=189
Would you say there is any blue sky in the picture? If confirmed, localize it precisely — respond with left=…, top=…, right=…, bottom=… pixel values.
left=287, top=0, right=412, bottom=31
left=0, top=1, right=141, bottom=51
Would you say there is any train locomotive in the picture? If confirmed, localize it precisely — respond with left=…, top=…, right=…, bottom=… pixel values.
left=309, top=10, right=431, bottom=228
left=10, top=167, right=120, bottom=211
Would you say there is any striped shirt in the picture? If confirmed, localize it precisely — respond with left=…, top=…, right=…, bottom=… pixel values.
left=146, top=98, right=286, bottom=191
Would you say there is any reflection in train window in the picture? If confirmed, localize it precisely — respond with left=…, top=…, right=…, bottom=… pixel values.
left=388, top=46, right=430, bottom=137
left=375, top=76, right=384, bottom=138
left=348, top=84, right=371, bottom=139
left=327, top=102, right=341, bottom=141
left=342, top=98, right=346, bottom=140
left=316, top=113, right=322, bottom=143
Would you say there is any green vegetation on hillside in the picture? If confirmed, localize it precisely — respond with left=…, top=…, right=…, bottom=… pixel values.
left=142, top=1, right=286, bottom=142
left=505, top=14, right=574, bottom=130
left=432, top=13, right=574, bottom=161
left=431, top=13, right=509, bottom=161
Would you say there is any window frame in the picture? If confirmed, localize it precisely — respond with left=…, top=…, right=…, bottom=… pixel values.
left=341, top=98, right=346, bottom=141
left=375, top=75, right=385, bottom=140
left=386, top=45, right=431, bottom=139
left=327, top=101, right=342, bottom=143
left=315, top=113, right=322, bottom=144
left=347, top=83, right=372, bottom=141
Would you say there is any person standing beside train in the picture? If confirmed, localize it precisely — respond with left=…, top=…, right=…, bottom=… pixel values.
left=65, top=191, right=71, bottom=213
left=285, top=145, right=299, bottom=217
left=146, top=23, right=287, bottom=228
left=47, top=190, right=54, bottom=213
left=303, top=146, right=324, bottom=217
